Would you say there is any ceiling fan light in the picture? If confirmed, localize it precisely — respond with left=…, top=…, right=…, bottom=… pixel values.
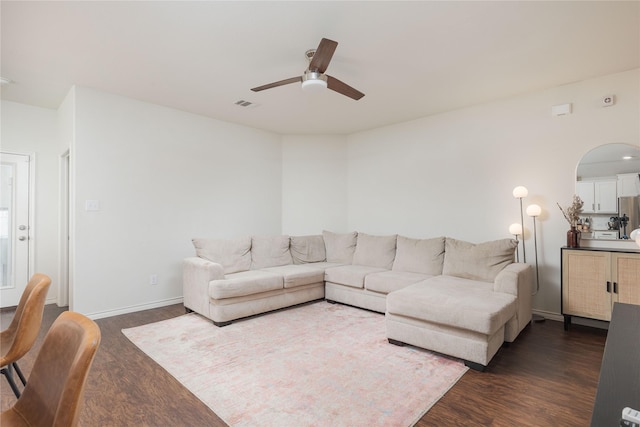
left=301, top=71, right=327, bottom=93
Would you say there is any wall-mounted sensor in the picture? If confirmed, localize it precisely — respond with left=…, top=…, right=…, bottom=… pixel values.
left=601, top=95, right=615, bottom=107
left=552, top=103, right=572, bottom=116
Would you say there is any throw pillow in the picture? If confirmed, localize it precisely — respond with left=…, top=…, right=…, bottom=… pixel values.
left=352, top=233, right=397, bottom=269
left=322, top=230, right=358, bottom=264
left=250, top=235, right=293, bottom=269
left=392, top=235, right=445, bottom=275
left=442, top=237, right=517, bottom=283
left=192, top=237, right=251, bottom=274
left=290, top=235, right=327, bottom=264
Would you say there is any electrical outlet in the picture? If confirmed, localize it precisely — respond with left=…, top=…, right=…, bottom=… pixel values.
left=150, top=274, right=158, bottom=285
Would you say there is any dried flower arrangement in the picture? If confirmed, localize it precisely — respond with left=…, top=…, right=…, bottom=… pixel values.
left=557, top=195, right=584, bottom=227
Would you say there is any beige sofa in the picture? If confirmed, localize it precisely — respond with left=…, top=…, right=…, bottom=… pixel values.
left=183, top=231, right=532, bottom=370
left=183, top=235, right=340, bottom=327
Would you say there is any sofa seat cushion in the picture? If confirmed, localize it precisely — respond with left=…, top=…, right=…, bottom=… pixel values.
left=365, top=271, right=433, bottom=294
left=209, top=270, right=283, bottom=299
left=260, top=265, right=325, bottom=289
left=324, top=265, right=387, bottom=289
left=386, top=278, right=517, bottom=336
left=302, top=261, right=346, bottom=270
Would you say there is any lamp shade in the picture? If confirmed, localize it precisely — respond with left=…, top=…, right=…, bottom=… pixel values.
left=526, top=204, right=542, bottom=217
left=512, top=186, right=528, bottom=198
left=509, top=223, right=523, bottom=235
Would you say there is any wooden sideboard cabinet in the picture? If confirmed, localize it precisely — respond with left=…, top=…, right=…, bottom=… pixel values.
left=561, top=248, right=640, bottom=330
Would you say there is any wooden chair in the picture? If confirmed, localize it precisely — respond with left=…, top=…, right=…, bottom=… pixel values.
left=0, top=273, right=52, bottom=397
left=0, top=311, right=101, bottom=427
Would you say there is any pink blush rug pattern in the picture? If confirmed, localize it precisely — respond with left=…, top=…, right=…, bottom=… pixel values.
left=122, top=301, right=467, bottom=426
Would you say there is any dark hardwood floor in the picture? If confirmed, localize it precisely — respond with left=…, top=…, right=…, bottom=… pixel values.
left=1, top=303, right=607, bottom=426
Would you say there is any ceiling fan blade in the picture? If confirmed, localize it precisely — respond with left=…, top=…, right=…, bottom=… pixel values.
left=309, top=38, right=338, bottom=74
left=251, top=76, right=301, bottom=92
left=326, top=75, right=365, bottom=100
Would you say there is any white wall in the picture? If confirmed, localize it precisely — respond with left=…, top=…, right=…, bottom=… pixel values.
left=281, top=135, right=348, bottom=235
left=347, top=68, right=640, bottom=315
left=1, top=101, right=61, bottom=303
left=71, top=87, right=283, bottom=318
left=4, top=69, right=638, bottom=319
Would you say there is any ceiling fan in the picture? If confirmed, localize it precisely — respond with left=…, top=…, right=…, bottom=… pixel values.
left=251, top=38, right=365, bottom=101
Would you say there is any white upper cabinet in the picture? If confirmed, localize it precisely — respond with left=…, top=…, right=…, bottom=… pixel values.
left=617, top=173, right=640, bottom=197
left=577, top=180, right=618, bottom=213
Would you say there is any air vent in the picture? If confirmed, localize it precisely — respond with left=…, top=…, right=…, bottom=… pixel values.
left=234, top=100, right=258, bottom=108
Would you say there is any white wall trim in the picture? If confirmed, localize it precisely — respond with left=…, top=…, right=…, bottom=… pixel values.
left=85, top=296, right=184, bottom=320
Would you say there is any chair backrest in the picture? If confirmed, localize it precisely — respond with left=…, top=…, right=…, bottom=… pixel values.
left=7, top=311, right=101, bottom=427
left=0, top=273, right=52, bottom=366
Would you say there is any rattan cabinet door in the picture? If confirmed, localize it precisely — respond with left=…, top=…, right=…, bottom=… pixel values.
left=612, top=252, right=640, bottom=306
left=562, top=250, right=611, bottom=321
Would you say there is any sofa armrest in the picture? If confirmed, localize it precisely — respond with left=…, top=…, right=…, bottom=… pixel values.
left=493, top=262, right=531, bottom=295
left=183, top=257, right=225, bottom=317
left=493, top=262, right=533, bottom=341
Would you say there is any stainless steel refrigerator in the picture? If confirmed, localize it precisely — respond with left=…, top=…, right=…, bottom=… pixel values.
left=618, top=196, right=640, bottom=239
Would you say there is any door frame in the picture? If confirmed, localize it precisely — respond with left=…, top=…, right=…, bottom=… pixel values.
left=58, top=150, right=70, bottom=308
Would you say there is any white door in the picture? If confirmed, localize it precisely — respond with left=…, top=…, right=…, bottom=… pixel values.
left=0, top=153, right=31, bottom=307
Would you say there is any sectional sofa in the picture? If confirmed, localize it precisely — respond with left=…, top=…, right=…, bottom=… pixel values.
left=183, top=231, right=533, bottom=370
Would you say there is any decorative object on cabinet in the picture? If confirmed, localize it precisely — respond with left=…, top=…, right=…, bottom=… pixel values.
left=561, top=248, right=640, bottom=330
left=576, top=217, right=591, bottom=232
left=512, top=186, right=528, bottom=262
left=558, top=195, right=583, bottom=248
left=509, top=223, right=522, bottom=262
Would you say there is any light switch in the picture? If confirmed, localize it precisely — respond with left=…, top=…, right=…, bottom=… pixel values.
left=85, top=200, right=100, bottom=211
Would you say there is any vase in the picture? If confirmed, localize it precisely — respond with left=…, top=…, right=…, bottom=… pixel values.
left=567, top=226, right=581, bottom=248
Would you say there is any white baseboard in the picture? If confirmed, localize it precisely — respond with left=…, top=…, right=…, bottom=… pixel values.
left=85, top=297, right=184, bottom=320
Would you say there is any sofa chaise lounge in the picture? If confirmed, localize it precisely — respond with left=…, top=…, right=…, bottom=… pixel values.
left=183, top=231, right=533, bottom=370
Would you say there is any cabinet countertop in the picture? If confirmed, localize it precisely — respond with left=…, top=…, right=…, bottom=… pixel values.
left=561, top=246, right=640, bottom=254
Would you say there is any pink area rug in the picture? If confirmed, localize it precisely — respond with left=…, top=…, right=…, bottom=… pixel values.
left=122, top=301, right=467, bottom=426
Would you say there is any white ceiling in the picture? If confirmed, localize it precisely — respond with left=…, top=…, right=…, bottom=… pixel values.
left=1, top=1, right=639, bottom=135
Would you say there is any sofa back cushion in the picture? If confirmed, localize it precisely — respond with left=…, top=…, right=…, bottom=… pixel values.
left=323, top=230, right=358, bottom=264
left=290, top=235, right=327, bottom=264
left=251, top=235, right=293, bottom=269
left=442, top=237, right=517, bottom=282
left=192, top=237, right=252, bottom=274
left=392, top=235, right=445, bottom=275
left=352, top=233, right=397, bottom=269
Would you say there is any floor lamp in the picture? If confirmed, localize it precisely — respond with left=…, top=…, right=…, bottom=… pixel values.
left=526, top=203, right=544, bottom=323
left=509, top=223, right=522, bottom=262
left=512, top=186, right=528, bottom=263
